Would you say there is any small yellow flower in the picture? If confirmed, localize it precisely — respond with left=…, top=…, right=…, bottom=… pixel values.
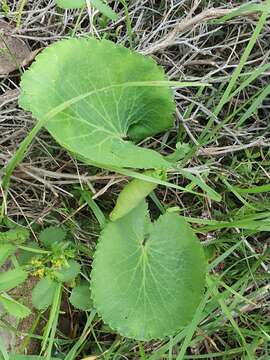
left=30, top=258, right=43, bottom=267
left=52, top=258, right=64, bottom=269
left=33, top=268, right=45, bottom=278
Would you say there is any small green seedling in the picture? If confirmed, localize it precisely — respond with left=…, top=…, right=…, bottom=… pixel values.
left=29, top=226, right=89, bottom=311
left=0, top=226, right=92, bottom=320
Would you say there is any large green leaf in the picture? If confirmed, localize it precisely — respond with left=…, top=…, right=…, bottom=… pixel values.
left=19, top=38, right=175, bottom=170
left=91, top=201, right=206, bottom=340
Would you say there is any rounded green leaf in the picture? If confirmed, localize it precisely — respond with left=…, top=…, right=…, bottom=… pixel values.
left=54, top=260, right=81, bottom=283
left=69, top=282, right=93, bottom=311
left=91, top=201, right=206, bottom=340
left=39, top=226, right=66, bottom=249
left=19, top=38, right=175, bottom=169
left=32, top=277, right=57, bottom=310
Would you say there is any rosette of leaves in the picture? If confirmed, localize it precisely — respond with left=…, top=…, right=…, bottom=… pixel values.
left=91, top=201, right=206, bottom=340
left=31, top=226, right=82, bottom=310
left=19, top=38, right=175, bottom=170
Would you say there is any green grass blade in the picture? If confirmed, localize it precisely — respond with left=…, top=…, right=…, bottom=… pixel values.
left=233, top=183, right=270, bottom=194
left=80, top=188, right=106, bottom=228
left=176, top=291, right=210, bottom=360
left=235, top=82, right=270, bottom=127
left=206, top=275, right=253, bottom=360
left=199, top=6, right=270, bottom=143
left=179, top=169, right=221, bottom=202
left=229, top=62, right=270, bottom=100
left=40, top=283, right=62, bottom=355
left=65, top=310, right=97, bottom=360
left=212, top=2, right=267, bottom=24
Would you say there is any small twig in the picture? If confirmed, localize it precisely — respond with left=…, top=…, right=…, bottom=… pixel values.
left=198, top=137, right=268, bottom=156
left=92, top=178, right=124, bottom=199
left=20, top=165, right=125, bottom=182
left=142, top=7, right=252, bottom=55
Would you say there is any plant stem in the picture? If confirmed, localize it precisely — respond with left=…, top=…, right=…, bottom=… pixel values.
left=120, top=0, right=134, bottom=48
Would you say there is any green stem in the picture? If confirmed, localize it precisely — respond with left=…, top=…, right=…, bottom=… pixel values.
left=16, top=0, right=28, bottom=28
left=120, top=0, right=134, bottom=48
left=138, top=342, right=147, bottom=359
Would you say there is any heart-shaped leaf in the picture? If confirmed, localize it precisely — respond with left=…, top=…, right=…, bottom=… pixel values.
left=19, top=38, right=175, bottom=170
left=91, top=201, right=206, bottom=340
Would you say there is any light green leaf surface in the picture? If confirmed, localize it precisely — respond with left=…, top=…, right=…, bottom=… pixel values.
left=19, top=38, right=175, bottom=170
left=56, top=0, right=85, bottom=8
left=0, top=228, right=29, bottom=244
left=39, top=226, right=66, bottom=249
left=0, top=293, right=31, bottom=319
left=32, top=277, right=57, bottom=310
left=90, top=0, right=119, bottom=20
left=0, top=244, right=16, bottom=267
left=69, top=282, right=93, bottom=310
left=54, top=260, right=81, bottom=282
left=91, top=201, right=206, bottom=340
left=56, top=0, right=119, bottom=21
left=8, top=356, right=59, bottom=360
left=0, top=268, right=27, bottom=293
left=110, top=170, right=165, bottom=221
left=17, top=241, right=40, bottom=266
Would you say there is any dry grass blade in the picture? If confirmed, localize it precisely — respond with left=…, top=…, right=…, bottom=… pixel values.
left=142, top=6, right=260, bottom=55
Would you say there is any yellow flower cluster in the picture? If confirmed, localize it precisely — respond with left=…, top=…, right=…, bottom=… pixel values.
left=33, top=268, right=45, bottom=278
